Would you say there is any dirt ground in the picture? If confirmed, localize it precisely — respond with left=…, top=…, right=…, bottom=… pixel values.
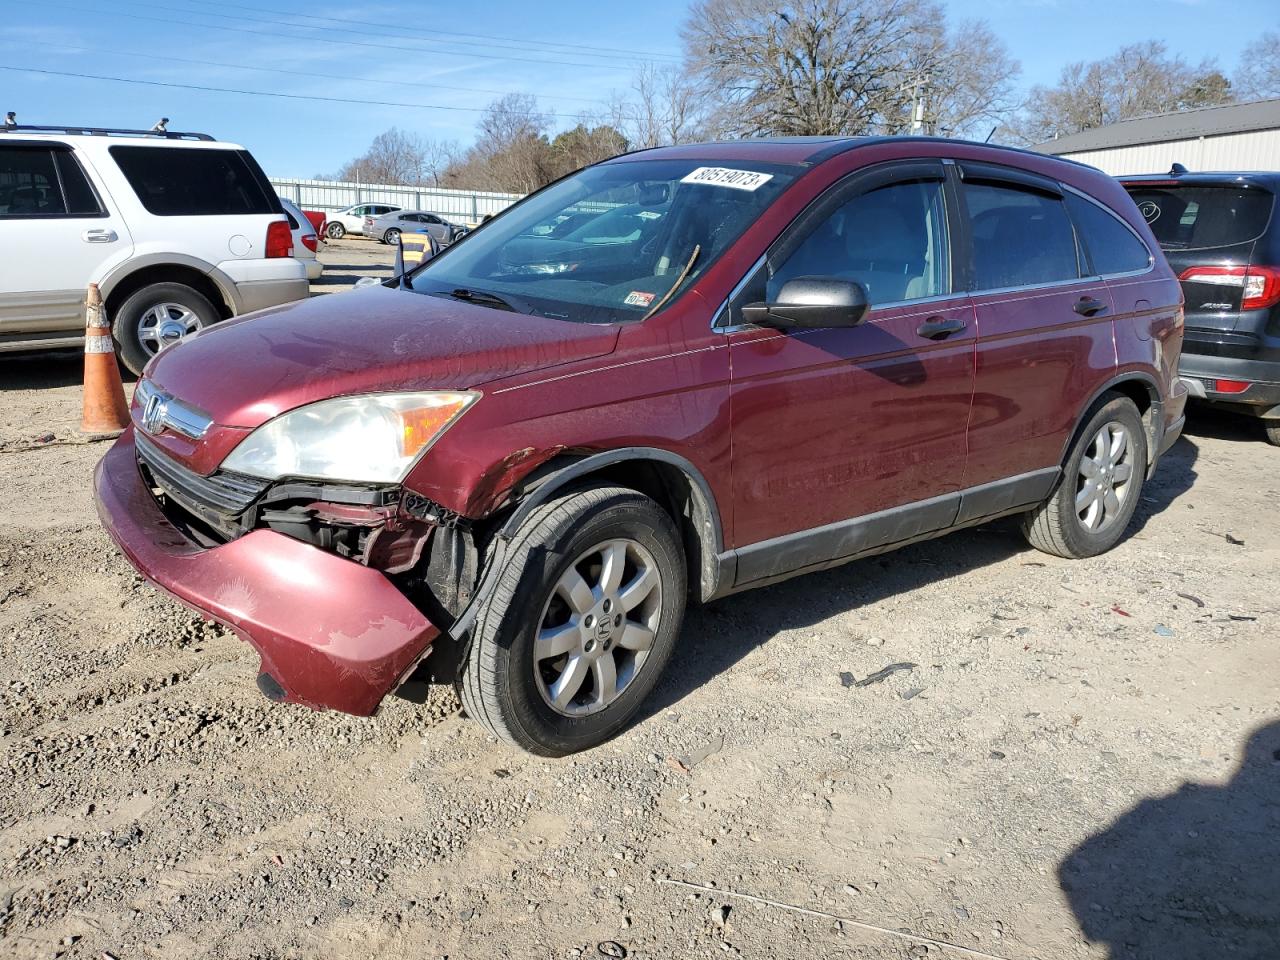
left=1, top=240, right=1278, bottom=960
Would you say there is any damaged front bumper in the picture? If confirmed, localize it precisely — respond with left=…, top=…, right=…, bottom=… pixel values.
left=94, top=429, right=442, bottom=715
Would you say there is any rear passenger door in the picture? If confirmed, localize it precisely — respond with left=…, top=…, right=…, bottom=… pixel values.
left=960, top=163, right=1116, bottom=490
left=726, top=160, right=977, bottom=581
left=0, top=141, right=133, bottom=335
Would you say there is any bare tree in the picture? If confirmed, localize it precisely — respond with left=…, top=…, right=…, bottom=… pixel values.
left=1010, top=42, right=1234, bottom=145
left=1235, top=32, right=1280, bottom=100
left=918, top=20, right=1020, bottom=139
left=470, top=93, right=554, bottom=193
left=422, top=139, right=460, bottom=187
left=680, top=0, right=1016, bottom=139
left=333, top=128, right=460, bottom=187
left=628, top=63, right=705, bottom=148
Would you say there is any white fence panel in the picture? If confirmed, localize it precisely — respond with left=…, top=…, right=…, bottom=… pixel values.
left=268, top=177, right=524, bottom=224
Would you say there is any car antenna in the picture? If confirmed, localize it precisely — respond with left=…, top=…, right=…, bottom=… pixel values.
left=395, top=231, right=407, bottom=290
left=4, top=111, right=15, bottom=130
left=1169, top=162, right=1188, bottom=175
left=151, top=117, right=169, bottom=133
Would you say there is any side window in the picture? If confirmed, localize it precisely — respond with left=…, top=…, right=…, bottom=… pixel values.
left=767, top=178, right=951, bottom=306
left=1065, top=193, right=1153, bottom=275
left=963, top=182, right=1080, bottom=290
left=0, top=147, right=67, bottom=216
left=109, top=146, right=276, bottom=216
left=55, top=152, right=104, bottom=216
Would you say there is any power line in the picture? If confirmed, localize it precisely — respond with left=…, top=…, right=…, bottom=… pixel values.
left=176, top=0, right=684, bottom=62
left=3, top=37, right=617, bottom=108
left=54, top=1, right=653, bottom=72
left=0, top=64, right=609, bottom=121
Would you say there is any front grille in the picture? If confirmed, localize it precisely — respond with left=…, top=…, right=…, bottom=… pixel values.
left=135, top=432, right=269, bottom=535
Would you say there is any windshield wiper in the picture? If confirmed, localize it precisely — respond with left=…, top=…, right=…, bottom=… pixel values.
left=446, top=287, right=532, bottom=314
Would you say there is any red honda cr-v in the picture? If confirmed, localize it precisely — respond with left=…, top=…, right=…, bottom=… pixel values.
left=96, top=137, right=1187, bottom=755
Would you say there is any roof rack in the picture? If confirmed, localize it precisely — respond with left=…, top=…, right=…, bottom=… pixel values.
left=1, top=114, right=214, bottom=141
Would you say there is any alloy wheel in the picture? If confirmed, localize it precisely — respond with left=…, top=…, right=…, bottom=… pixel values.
left=1076, top=420, right=1135, bottom=532
left=534, top=538, right=663, bottom=717
left=136, top=302, right=205, bottom=356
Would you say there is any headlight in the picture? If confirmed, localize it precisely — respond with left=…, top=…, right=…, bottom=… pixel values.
left=221, top=392, right=478, bottom=483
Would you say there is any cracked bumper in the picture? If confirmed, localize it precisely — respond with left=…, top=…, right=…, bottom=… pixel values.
left=94, top=429, right=439, bottom=716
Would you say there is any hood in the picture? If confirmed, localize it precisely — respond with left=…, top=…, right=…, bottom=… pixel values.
left=146, top=285, right=620, bottom=428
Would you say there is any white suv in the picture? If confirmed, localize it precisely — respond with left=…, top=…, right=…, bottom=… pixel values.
left=0, top=121, right=309, bottom=374
left=324, top=202, right=402, bottom=240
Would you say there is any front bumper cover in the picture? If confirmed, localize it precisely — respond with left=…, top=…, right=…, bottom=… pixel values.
left=94, top=429, right=440, bottom=715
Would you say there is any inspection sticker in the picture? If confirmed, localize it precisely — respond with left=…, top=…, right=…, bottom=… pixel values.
left=680, top=167, right=774, bottom=191
left=624, top=290, right=656, bottom=307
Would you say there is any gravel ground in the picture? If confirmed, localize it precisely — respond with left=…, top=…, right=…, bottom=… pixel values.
left=1, top=242, right=1278, bottom=959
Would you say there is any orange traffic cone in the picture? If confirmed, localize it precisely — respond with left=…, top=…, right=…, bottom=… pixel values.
left=79, top=283, right=130, bottom=438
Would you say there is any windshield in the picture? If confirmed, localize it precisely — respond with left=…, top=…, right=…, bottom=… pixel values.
left=1125, top=184, right=1274, bottom=250
left=409, top=158, right=801, bottom=323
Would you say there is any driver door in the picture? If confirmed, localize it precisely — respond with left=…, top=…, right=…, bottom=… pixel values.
left=725, top=160, right=976, bottom=584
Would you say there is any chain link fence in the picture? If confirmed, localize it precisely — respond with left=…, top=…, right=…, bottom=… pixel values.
left=268, top=177, right=524, bottom=225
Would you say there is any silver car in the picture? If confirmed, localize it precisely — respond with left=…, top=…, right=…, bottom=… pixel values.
left=363, top=210, right=465, bottom=246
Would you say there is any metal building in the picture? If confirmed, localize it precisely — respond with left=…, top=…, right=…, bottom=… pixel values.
left=1033, top=98, right=1280, bottom=176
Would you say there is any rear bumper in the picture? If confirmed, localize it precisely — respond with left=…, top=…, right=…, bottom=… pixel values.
left=94, top=429, right=440, bottom=715
left=302, top=258, right=323, bottom=281
left=1179, top=355, right=1280, bottom=416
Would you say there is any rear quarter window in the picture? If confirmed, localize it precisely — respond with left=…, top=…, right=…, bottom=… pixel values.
left=1065, top=193, right=1153, bottom=275
left=109, top=146, right=278, bottom=216
left=1125, top=185, right=1274, bottom=250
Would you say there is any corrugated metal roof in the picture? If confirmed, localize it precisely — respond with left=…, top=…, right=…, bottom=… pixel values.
left=1033, top=98, right=1280, bottom=155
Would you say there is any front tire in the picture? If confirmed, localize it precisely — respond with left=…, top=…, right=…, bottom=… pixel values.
left=112, top=282, right=220, bottom=376
left=458, top=485, right=687, bottom=756
left=1023, top=393, right=1147, bottom=559
left=326, top=222, right=345, bottom=240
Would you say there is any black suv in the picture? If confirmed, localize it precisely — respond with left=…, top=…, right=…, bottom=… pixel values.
left=1123, top=169, right=1280, bottom=444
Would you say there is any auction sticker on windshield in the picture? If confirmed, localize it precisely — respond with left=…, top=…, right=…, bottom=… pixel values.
left=680, top=167, right=774, bottom=191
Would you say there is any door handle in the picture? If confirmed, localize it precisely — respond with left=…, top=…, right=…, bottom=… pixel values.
left=82, top=228, right=118, bottom=243
left=916, top=316, right=968, bottom=340
left=1073, top=296, right=1108, bottom=317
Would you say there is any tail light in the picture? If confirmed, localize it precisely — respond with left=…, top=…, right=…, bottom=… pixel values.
left=1177, top=265, right=1280, bottom=311
left=265, top=220, right=293, bottom=258
left=301, top=234, right=318, bottom=252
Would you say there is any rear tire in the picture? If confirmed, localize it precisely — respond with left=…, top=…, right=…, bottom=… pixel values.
left=326, top=222, right=345, bottom=240
left=112, top=281, right=221, bottom=377
left=1023, top=394, right=1147, bottom=559
left=1264, top=422, right=1280, bottom=447
left=383, top=228, right=401, bottom=246
left=457, top=485, right=686, bottom=756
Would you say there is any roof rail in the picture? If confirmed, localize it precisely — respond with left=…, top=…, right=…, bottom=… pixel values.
left=0, top=118, right=214, bottom=141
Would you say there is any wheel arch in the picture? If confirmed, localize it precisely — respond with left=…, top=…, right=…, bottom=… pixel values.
left=101, top=259, right=237, bottom=321
left=1062, top=372, right=1162, bottom=473
left=495, top=448, right=730, bottom=604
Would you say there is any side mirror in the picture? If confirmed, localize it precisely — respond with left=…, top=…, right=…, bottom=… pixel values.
left=741, top=277, right=870, bottom=329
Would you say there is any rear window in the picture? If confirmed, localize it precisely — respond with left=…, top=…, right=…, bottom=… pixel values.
left=1125, top=185, right=1274, bottom=250
left=109, top=146, right=277, bottom=217
left=964, top=181, right=1081, bottom=290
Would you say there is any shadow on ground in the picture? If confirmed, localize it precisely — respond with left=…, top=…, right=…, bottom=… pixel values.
left=0, top=350, right=89, bottom=391
left=648, top=431, right=1199, bottom=718
left=1059, top=720, right=1280, bottom=959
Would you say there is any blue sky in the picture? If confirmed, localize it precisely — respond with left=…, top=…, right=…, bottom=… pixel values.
left=1, top=0, right=1268, bottom=177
